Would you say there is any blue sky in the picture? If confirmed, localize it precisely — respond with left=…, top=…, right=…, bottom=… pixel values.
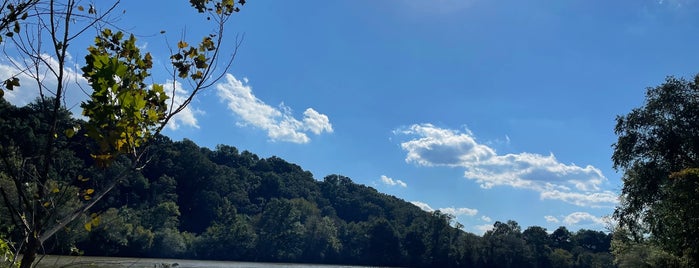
left=4, top=0, right=699, bottom=234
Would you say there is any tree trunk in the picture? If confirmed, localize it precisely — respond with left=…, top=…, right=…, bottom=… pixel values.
left=19, top=236, right=39, bottom=268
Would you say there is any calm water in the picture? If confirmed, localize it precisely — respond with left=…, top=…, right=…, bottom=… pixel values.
left=33, top=255, right=380, bottom=268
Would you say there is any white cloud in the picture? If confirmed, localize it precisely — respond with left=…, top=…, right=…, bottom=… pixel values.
left=411, top=201, right=434, bottom=212
left=441, top=207, right=478, bottom=217
left=540, top=190, right=618, bottom=208
left=474, top=224, right=494, bottom=235
left=0, top=55, right=203, bottom=131
left=481, top=215, right=492, bottom=222
left=216, top=74, right=333, bottom=143
left=380, top=175, right=407, bottom=188
left=411, top=201, right=478, bottom=218
left=657, top=0, right=694, bottom=7
left=396, top=124, right=495, bottom=167
left=396, top=123, right=617, bottom=208
left=544, top=215, right=560, bottom=223
left=162, top=81, right=202, bottom=130
left=303, top=108, right=333, bottom=134
left=0, top=54, right=88, bottom=114
left=563, top=212, right=605, bottom=226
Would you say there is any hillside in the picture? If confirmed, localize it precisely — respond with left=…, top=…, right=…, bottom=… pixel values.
left=0, top=99, right=613, bottom=267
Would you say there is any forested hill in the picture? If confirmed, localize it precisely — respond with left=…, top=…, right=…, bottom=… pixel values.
left=0, top=99, right=614, bottom=267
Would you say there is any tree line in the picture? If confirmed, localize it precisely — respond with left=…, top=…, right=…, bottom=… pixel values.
left=0, top=98, right=614, bottom=267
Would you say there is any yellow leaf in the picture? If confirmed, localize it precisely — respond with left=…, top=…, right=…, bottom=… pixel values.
left=91, top=216, right=101, bottom=227
left=51, top=187, right=60, bottom=193
left=65, top=128, right=75, bottom=138
left=83, top=195, right=92, bottom=201
left=84, top=222, right=92, bottom=232
left=43, top=202, right=51, bottom=207
left=86, top=189, right=95, bottom=195
left=78, top=175, right=90, bottom=182
left=115, top=138, right=127, bottom=151
left=177, top=41, right=188, bottom=49
left=77, top=5, right=84, bottom=11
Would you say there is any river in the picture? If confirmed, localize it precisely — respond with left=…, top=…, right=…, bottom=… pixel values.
left=32, top=255, right=379, bottom=268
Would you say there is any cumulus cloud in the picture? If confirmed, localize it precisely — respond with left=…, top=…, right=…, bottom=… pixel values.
left=0, top=54, right=87, bottom=112
left=481, top=215, right=492, bottom=222
left=380, top=175, right=407, bottom=188
left=216, top=74, right=333, bottom=143
left=544, top=215, right=560, bottom=223
left=396, top=124, right=495, bottom=167
left=396, top=124, right=618, bottom=208
left=563, top=212, right=605, bottom=226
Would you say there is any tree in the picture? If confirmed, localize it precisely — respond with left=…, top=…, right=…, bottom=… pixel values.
left=612, top=74, right=699, bottom=266
left=548, top=248, right=574, bottom=268
left=571, top=229, right=611, bottom=253
left=550, top=226, right=572, bottom=251
left=0, top=0, right=247, bottom=267
left=523, top=226, right=552, bottom=268
left=483, top=220, right=532, bottom=268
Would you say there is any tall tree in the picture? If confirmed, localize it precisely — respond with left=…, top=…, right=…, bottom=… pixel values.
left=612, top=74, right=699, bottom=266
left=0, top=1, right=247, bottom=267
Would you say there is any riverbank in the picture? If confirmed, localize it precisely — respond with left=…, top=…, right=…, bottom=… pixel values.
left=32, top=255, right=373, bottom=268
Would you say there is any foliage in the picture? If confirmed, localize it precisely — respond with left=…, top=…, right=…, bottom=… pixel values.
left=0, top=236, right=19, bottom=267
left=612, top=74, right=699, bottom=266
left=0, top=1, right=246, bottom=267
left=81, top=29, right=168, bottom=167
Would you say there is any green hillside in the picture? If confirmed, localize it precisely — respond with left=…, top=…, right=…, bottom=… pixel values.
left=0, top=99, right=613, bottom=267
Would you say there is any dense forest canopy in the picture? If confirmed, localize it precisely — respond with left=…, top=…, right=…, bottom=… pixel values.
left=0, top=98, right=615, bottom=267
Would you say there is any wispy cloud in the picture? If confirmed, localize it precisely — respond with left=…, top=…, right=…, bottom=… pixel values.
left=474, top=224, right=494, bottom=235
left=396, top=123, right=618, bottom=208
left=657, top=0, right=694, bottom=8
left=411, top=201, right=434, bottom=212
left=412, top=200, right=490, bottom=234
left=380, top=175, right=407, bottom=188
left=163, top=81, right=201, bottom=130
left=544, top=215, right=560, bottom=223
left=562, top=212, right=605, bottom=226
left=0, top=54, right=87, bottom=113
left=441, top=207, right=478, bottom=217
left=216, top=74, right=333, bottom=143
left=410, top=201, right=478, bottom=217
